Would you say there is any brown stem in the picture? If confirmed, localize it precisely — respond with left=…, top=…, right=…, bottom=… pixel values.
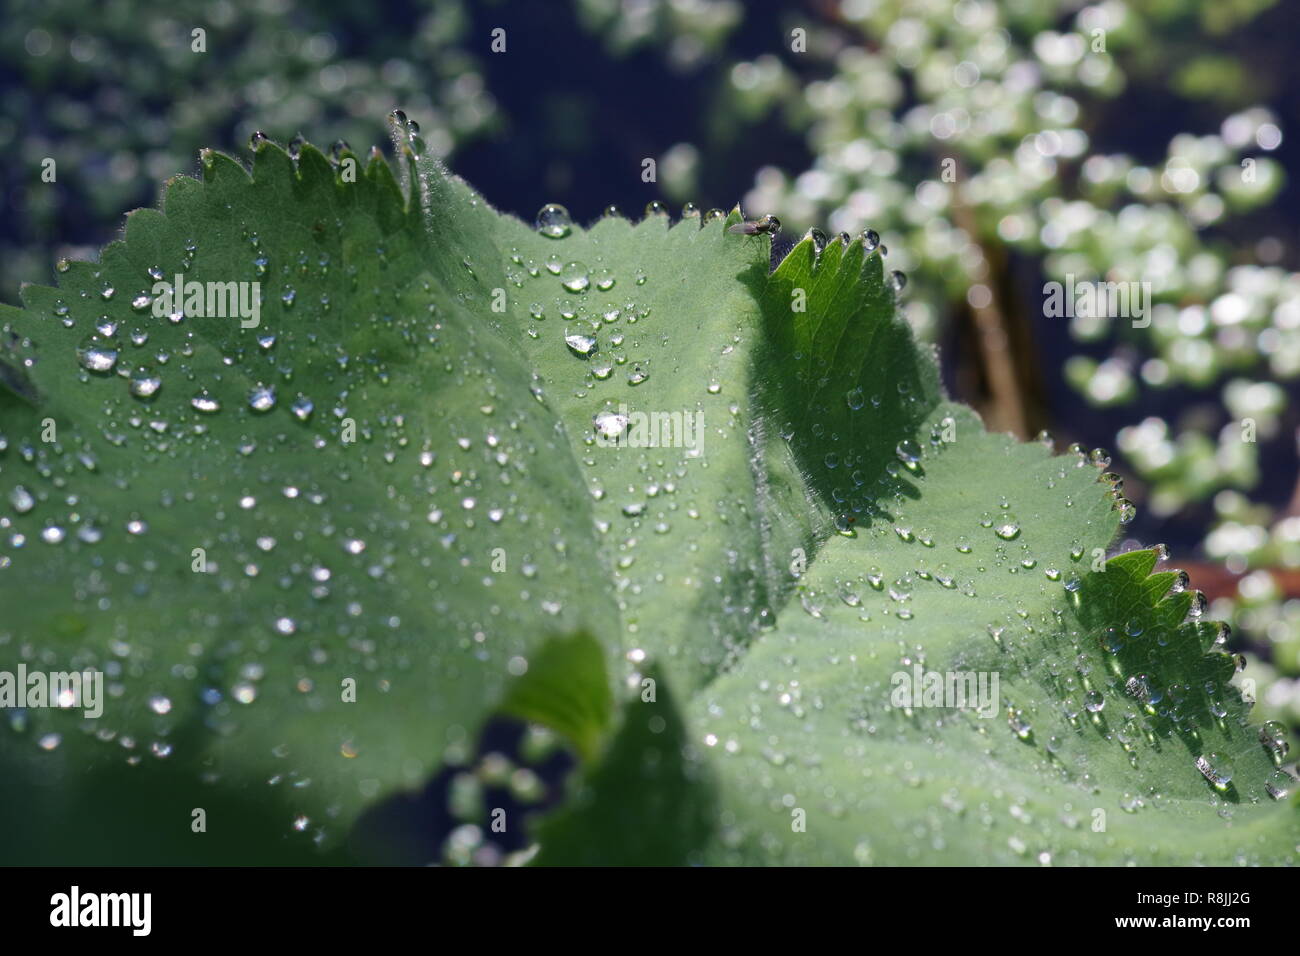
left=948, top=169, right=1031, bottom=438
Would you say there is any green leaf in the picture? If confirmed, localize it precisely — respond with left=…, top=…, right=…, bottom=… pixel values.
left=0, top=139, right=615, bottom=861
left=501, top=198, right=1298, bottom=866
left=1, top=129, right=1295, bottom=865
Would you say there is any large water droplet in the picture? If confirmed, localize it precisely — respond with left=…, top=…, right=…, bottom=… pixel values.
left=565, top=331, right=597, bottom=357
left=191, top=390, right=221, bottom=414
left=894, top=439, right=922, bottom=470
left=76, top=337, right=118, bottom=373
left=1195, top=752, right=1232, bottom=790
left=9, top=486, right=35, bottom=514
left=994, top=516, right=1021, bottom=540
left=560, top=262, right=590, bottom=293
left=535, top=204, right=572, bottom=239
left=129, top=370, right=162, bottom=399
left=248, top=384, right=277, bottom=413
left=593, top=409, right=628, bottom=439
left=1265, top=769, right=1294, bottom=800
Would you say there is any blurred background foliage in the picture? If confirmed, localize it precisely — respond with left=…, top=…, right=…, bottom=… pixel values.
left=5, top=0, right=1300, bottom=737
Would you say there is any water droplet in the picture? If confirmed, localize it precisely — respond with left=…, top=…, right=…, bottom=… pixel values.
left=593, top=409, right=628, bottom=439
left=994, top=517, right=1020, bottom=540
left=535, top=204, right=572, bottom=239
left=560, top=262, right=590, bottom=293
left=1259, top=720, right=1290, bottom=762
left=129, top=370, right=162, bottom=399
left=248, top=384, right=277, bottom=413
left=191, top=390, right=221, bottom=414
left=76, top=337, right=118, bottom=373
left=1195, top=752, right=1232, bottom=789
left=565, top=332, right=597, bottom=357
left=894, top=439, right=922, bottom=470
left=1265, top=769, right=1294, bottom=800
left=10, top=486, right=35, bottom=514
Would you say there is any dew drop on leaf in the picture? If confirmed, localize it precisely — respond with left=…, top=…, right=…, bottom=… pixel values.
left=560, top=262, right=590, bottom=293
left=535, top=204, right=572, bottom=239
left=894, top=439, right=922, bottom=469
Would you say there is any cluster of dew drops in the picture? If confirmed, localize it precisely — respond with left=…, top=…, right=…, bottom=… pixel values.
left=510, top=200, right=918, bottom=572
left=795, top=429, right=1106, bottom=627
left=796, top=421, right=1298, bottom=810
left=520, top=201, right=908, bottom=439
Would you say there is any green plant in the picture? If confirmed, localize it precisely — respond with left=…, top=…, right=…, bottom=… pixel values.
left=0, top=122, right=1295, bottom=864
left=600, top=0, right=1300, bottom=781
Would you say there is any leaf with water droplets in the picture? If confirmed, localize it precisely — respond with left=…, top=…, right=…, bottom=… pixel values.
left=0, top=136, right=618, bottom=862
left=2, top=129, right=1296, bottom=866
left=525, top=227, right=1300, bottom=865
